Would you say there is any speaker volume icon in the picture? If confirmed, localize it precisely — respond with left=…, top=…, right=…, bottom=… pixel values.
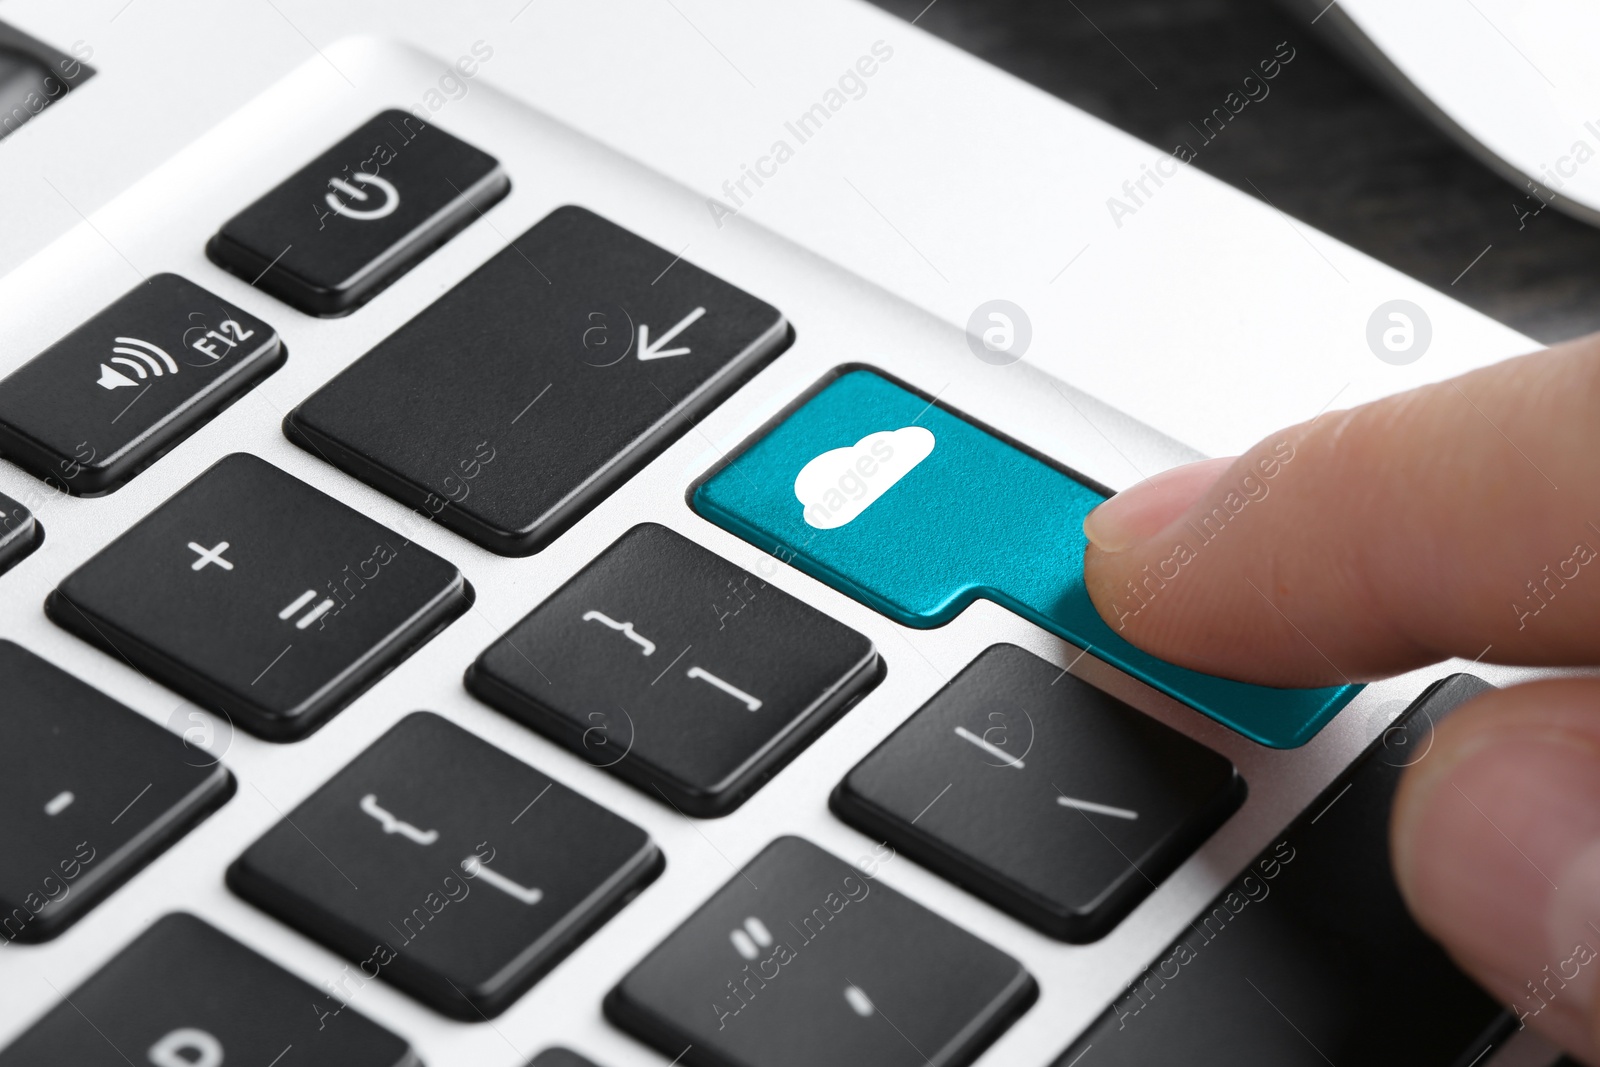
left=97, top=337, right=179, bottom=390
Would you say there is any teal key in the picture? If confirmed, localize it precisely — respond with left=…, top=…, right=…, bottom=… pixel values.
left=692, top=369, right=1358, bottom=749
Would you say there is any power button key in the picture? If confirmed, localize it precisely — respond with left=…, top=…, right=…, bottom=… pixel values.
left=207, top=109, right=508, bottom=316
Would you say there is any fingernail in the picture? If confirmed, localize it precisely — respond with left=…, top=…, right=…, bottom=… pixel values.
left=1082, top=457, right=1234, bottom=553
left=1395, top=730, right=1600, bottom=1021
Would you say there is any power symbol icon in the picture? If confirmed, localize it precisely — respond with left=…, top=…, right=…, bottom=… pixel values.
left=326, top=172, right=399, bottom=220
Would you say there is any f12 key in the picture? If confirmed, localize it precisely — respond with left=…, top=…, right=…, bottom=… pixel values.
left=0, top=274, right=282, bottom=494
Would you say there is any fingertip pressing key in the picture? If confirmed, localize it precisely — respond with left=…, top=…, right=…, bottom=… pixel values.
left=693, top=369, right=1359, bottom=749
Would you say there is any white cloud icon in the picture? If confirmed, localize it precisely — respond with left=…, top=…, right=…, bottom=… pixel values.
left=794, top=426, right=936, bottom=530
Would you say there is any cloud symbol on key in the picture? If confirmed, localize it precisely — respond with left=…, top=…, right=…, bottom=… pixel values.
left=794, top=426, right=936, bottom=529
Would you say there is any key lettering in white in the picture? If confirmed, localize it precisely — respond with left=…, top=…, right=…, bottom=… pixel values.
left=1055, top=794, right=1139, bottom=821
left=637, top=306, right=707, bottom=361
left=953, top=725, right=1025, bottom=769
left=461, top=854, right=543, bottom=904
left=729, top=915, right=773, bottom=960
left=686, top=666, right=762, bottom=711
left=359, top=794, right=439, bottom=845
left=581, top=610, right=657, bottom=655
left=844, top=984, right=876, bottom=1018
left=187, top=541, right=234, bottom=572
left=148, top=1028, right=223, bottom=1067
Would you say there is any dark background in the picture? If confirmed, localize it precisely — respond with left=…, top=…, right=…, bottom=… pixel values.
left=866, top=0, right=1600, bottom=344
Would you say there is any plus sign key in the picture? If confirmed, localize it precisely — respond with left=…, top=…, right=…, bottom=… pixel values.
left=46, top=454, right=470, bottom=740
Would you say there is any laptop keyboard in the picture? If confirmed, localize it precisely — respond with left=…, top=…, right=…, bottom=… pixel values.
left=0, top=54, right=1520, bottom=1067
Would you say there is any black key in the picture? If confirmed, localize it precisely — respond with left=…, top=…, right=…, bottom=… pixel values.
left=468, top=523, right=880, bottom=816
left=208, top=109, right=508, bottom=316
left=0, top=641, right=233, bottom=944
left=606, top=835, right=1035, bottom=1067
left=832, top=644, right=1243, bottom=941
left=0, top=912, right=415, bottom=1066
left=0, top=489, right=42, bottom=575
left=529, top=1051, right=606, bottom=1067
left=228, top=712, right=662, bottom=1019
left=0, top=274, right=282, bottom=495
left=46, top=453, right=469, bottom=741
left=285, top=206, right=788, bottom=555
left=1052, top=675, right=1512, bottom=1067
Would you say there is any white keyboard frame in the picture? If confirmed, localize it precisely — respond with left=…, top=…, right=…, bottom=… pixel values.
left=0, top=38, right=1549, bottom=1067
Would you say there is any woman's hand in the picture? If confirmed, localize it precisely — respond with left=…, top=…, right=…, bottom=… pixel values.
left=1082, top=331, right=1600, bottom=1060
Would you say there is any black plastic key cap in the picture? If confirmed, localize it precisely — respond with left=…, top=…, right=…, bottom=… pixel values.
left=229, top=712, right=663, bottom=1020
left=0, top=912, right=416, bottom=1066
left=833, top=644, right=1244, bottom=941
left=0, top=641, right=233, bottom=943
left=0, top=274, right=283, bottom=494
left=0, top=489, right=42, bottom=575
left=528, top=1050, right=606, bottom=1067
left=468, top=523, right=880, bottom=816
left=46, top=453, right=469, bottom=741
left=285, top=205, right=788, bottom=555
left=1051, top=675, right=1511, bottom=1067
left=208, top=109, right=507, bottom=316
left=606, top=835, right=1035, bottom=1067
